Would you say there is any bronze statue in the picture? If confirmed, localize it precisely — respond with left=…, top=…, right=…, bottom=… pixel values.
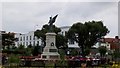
left=48, top=14, right=58, bottom=26
left=48, top=14, right=58, bottom=32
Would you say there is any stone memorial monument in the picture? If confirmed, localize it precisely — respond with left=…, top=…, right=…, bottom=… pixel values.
left=41, top=15, right=60, bottom=60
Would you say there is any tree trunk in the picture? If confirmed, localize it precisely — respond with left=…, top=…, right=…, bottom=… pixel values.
left=79, top=42, right=85, bottom=57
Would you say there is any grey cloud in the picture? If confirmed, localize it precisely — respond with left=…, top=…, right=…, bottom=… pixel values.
left=85, top=4, right=118, bottom=37
left=62, top=2, right=115, bottom=18
left=2, top=2, right=118, bottom=37
left=1, top=0, right=119, bottom=2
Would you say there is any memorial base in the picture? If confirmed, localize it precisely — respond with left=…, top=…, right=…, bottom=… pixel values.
left=41, top=32, right=60, bottom=60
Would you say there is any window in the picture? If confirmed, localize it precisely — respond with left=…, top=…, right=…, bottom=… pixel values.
left=30, top=36, right=32, bottom=40
left=20, top=43, right=22, bottom=45
left=26, top=42, right=28, bottom=46
left=69, top=39, right=74, bottom=44
left=65, top=31, right=67, bottom=36
left=23, top=42, right=25, bottom=45
left=26, top=36, right=28, bottom=40
left=29, top=42, right=31, bottom=45
left=23, top=37, right=25, bottom=41
left=49, top=49, right=57, bottom=52
left=33, top=41, right=35, bottom=46
left=37, top=41, right=39, bottom=45
left=20, top=37, right=22, bottom=41
left=16, top=38, right=19, bottom=41
left=17, top=42, right=19, bottom=45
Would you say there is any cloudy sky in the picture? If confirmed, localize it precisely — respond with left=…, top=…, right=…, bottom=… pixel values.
left=1, top=1, right=119, bottom=38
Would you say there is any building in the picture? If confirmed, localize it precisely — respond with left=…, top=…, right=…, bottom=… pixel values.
left=91, top=37, right=120, bottom=57
left=97, top=37, right=120, bottom=51
left=104, top=37, right=120, bottom=51
left=59, top=26, right=70, bottom=36
left=15, top=26, right=79, bottom=48
left=0, top=31, right=4, bottom=49
left=94, top=42, right=110, bottom=50
left=15, top=31, right=41, bottom=47
left=59, top=26, right=79, bottom=48
left=93, top=36, right=120, bottom=50
left=0, top=31, right=7, bottom=49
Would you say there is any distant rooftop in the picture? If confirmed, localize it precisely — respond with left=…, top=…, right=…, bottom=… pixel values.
left=59, top=26, right=71, bottom=29
left=103, top=38, right=120, bottom=43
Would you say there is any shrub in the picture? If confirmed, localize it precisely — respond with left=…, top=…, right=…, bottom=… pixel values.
left=8, top=54, right=20, bottom=64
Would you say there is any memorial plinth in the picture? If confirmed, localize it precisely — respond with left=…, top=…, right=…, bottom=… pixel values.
left=41, top=32, right=60, bottom=60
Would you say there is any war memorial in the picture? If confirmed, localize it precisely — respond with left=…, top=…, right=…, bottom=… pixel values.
left=41, top=15, right=60, bottom=60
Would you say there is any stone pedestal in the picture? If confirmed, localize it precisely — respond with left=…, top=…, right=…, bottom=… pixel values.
left=41, top=32, right=60, bottom=60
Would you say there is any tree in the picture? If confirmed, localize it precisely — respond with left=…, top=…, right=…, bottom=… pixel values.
left=70, top=49, right=79, bottom=56
left=58, top=49, right=66, bottom=66
left=34, top=24, right=67, bottom=49
left=32, top=44, right=42, bottom=56
left=67, top=21, right=109, bottom=57
left=98, top=46, right=107, bottom=57
left=84, top=48, right=90, bottom=56
left=56, top=34, right=68, bottom=49
left=8, top=54, right=20, bottom=64
left=25, top=47, right=32, bottom=56
left=2, top=32, right=16, bottom=50
left=112, top=49, right=120, bottom=61
left=17, top=44, right=26, bottom=55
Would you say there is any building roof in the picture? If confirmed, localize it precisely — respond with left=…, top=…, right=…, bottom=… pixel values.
left=59, top=26, right=71, bottom=29
left=68, top=44, right=79, bottom=48
left=103, top=38, right=120, bottom=43
left=103, top=38, right=120, bottom=50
